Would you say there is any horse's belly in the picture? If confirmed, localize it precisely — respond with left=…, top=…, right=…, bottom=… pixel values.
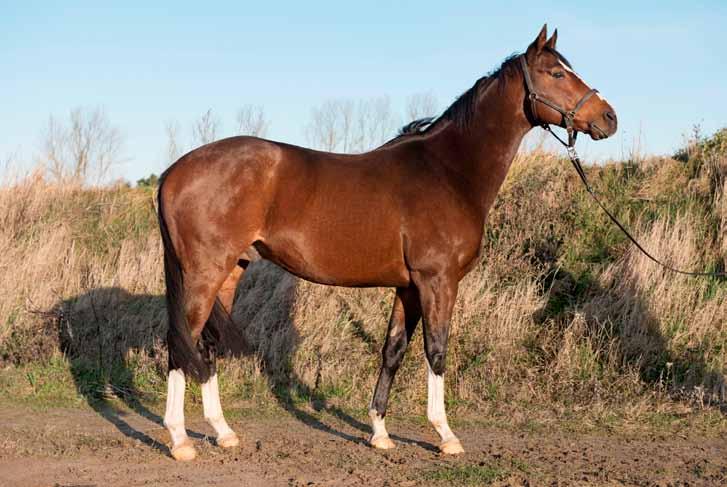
left=255, top=230, right=410, bottom=288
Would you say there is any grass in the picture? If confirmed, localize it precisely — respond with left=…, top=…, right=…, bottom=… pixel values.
left=0, top=129, right=726, bottom=435
left=1, top=355, right=87, bottom=410
left=421, top=463, right=509, bottom=485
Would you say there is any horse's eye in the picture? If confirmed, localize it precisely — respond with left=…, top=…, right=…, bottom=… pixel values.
left=552, top=71, right=565, bottom=79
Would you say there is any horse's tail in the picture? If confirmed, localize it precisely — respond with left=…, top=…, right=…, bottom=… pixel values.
left=157, top=174, right=248, bottom=383
left=157, top=177, right=213, bottom=383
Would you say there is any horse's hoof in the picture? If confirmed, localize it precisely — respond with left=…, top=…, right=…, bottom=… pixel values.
left=217, top=433, right=239, bottom=449
left=370, top=436, right=396, bottom=450
left=440, top=438, right=464, bottom=455
left=171, top=440, right=197, bottom=461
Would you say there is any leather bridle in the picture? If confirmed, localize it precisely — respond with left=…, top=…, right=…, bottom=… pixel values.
left=518, top=54, right=727, bottom=278
left=519, top=55, right=600, bottom=149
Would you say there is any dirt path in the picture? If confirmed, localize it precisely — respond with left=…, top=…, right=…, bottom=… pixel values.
left=1, top=404, right=726, bottom=486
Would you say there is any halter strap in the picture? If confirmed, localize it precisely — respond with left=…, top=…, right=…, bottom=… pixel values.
left=519, top=55, right=598, bottom=146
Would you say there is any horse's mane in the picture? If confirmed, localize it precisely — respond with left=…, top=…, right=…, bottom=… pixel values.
left=396, top=54, right=522, bottom=139
left=389, top=47, right=573, bottom=142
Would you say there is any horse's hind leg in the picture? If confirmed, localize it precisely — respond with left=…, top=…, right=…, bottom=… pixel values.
left=369, top=286, right=421, bottom=449
left=201, top=263, right=246, bottom=449
left=165, top=368, right=194, bottom=460
left=164, top=263, right=235, bottom=461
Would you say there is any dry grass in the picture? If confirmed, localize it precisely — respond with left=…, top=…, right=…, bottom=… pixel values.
left=1, top=141, right=726, bottom=427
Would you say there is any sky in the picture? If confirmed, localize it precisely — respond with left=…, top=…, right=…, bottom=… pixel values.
left=3, top=1, right=726, bottom=183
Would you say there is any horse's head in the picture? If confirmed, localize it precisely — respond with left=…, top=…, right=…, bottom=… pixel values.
left=522, top=25, right=617, bottom=141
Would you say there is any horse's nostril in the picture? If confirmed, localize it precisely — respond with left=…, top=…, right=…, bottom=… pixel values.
left=604, top=111, right=617, bottom=123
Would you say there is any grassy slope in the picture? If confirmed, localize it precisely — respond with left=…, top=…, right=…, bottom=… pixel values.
left=1, top=135, right=726, bottom=433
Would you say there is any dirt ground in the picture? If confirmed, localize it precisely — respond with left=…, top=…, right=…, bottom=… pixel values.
left=1, top=404, right=727, bottom=487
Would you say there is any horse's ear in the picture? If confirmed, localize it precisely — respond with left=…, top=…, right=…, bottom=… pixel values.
left=526, top=24, right=548, bottom=61
left=545, top=28, right=557, bottom=50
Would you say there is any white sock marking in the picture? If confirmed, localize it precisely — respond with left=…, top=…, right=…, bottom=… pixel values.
left=201, top=373, right=235, bottom=440
left=369, top=408, right=389, bottom=441
left=427, top=361, right=457, bottom=444
left=164, top=369, right=189, bottom=448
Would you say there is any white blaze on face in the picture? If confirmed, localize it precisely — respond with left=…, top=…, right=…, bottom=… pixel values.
left=558, top=58, right=611, bottom=106
left=595, top=91, right=609, bottom=103
left=557, top=58, right=576, bottom=75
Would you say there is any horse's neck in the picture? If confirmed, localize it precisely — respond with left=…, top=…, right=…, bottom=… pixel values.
left=431, top=76, right=532, bottom=215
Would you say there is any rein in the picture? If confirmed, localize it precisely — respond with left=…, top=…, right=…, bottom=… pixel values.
left=519, top=55, right=727, bottom=278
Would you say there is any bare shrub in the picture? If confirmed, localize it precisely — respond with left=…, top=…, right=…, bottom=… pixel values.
left=191, top=109, right=220, bottom=147
left=39, top=107, right=124, bottom=185
left=305, top=99, right=355, bottom=152
left=163, top=106, right=270, bottom=169
left=236, top=105, right=269, bottom=138
left=305, top=97, right=399, bottom=153
left=164, top=121, right=184, bottom=165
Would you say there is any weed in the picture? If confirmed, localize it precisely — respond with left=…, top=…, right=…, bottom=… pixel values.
left=422, top=463, right=508, bottom=485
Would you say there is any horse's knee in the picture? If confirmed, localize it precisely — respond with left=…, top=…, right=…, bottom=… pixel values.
left=424, top=321, right=450, bottom=375
left=427, top=350, right=447, bottom=376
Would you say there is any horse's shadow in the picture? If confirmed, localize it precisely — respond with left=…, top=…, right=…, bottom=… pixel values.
left=52, top=256, right=722, bottom=457
left=51, top=261, right=436, bottom=455
left=535, top=263, right=726, bottom=407
left=52, top=286, right=187, bottom=454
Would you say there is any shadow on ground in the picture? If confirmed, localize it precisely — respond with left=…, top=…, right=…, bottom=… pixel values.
left=50, top=256, right=725, bottom=458
left=536, top=263, right=726, bottom=404
left=50, top=261, right=436, bottom=457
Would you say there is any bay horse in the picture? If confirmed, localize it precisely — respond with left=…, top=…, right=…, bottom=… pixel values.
left=157, top=25, right=617, bottom=461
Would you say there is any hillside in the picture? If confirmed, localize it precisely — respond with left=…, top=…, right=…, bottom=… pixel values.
left=1, top=132, right=726, bottom=433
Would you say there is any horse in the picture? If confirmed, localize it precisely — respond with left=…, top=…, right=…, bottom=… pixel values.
left=157, top=25, right=617, bottom=461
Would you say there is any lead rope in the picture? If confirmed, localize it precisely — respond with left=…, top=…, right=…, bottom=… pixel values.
left=545, top=125, right=727, bottom=278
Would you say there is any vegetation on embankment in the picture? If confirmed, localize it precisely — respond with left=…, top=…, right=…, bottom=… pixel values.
left=1, top=129, right=726, bottom=432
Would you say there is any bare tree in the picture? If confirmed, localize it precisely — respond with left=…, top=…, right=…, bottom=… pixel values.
left=305, top=99, right=354, bottom=152
left=40, top=107, right=124, bottom=185
left=305, top=97, right=399, bottom=153
left=353, top=96, right=400, bottom=152
left=236, top=105, right=269, bottom=137
left=165, top=106, right=268, bottom=169
left=191, top=109, right=220, bottom=147
left=406, top=92, right=439, bottom=121
left=165, top=120, right=184, bottom=165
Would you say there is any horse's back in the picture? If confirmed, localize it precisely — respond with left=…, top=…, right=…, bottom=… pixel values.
left=159, top=136, right=412, bottom=286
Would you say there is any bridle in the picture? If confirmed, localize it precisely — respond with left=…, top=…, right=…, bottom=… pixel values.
left=518, top=54, right=727, bottom=278
left=519, top=55, right=602, bottom=149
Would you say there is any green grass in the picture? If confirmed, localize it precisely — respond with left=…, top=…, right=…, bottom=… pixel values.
left=0, top=355, right=86, bottom=410
left=422, top=463, right=509, bottom=485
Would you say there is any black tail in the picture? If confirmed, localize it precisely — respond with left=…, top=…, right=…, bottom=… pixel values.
left=157, top=177, right=247, bottom=384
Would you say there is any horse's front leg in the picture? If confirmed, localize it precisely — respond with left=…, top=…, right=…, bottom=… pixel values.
left=369, top=286, right=421, bottom=449
left=414, top=271, right=464, bottom=455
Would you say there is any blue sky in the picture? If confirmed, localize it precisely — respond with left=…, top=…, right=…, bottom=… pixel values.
left=3, top=1, right=726, bottom=182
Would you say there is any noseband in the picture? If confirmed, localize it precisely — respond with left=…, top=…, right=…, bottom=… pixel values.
left=519, top=55, right=598, bottom=148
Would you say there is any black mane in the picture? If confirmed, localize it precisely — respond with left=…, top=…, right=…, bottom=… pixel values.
left=397, top=53, right=522, bottom=137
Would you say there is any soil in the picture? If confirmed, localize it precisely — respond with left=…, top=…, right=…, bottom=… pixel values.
left=1, top=404, right=726, bottom=486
